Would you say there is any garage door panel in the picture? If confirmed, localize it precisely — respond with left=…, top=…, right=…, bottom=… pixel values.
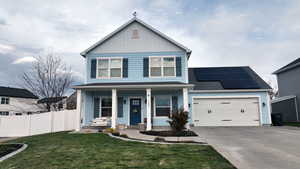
left=192, top=97, right=260, bottom=126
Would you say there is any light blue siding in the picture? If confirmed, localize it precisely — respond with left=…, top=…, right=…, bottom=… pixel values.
left=188, top=91, right=272, bottom=125
left=82, top=90, right=183, bottom=127
left=85, top=51, right=188, bottom=84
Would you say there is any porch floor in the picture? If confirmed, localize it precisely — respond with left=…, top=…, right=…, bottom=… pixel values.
left=119, top=129, right=206, bottom=143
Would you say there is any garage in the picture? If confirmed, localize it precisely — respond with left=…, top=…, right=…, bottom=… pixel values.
left=192, top=97, right=261, bottom=126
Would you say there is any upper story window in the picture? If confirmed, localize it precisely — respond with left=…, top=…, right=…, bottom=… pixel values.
left=0, top=97, right=9, bottom=104
left=97, top=58, right=123, bottom=78
left=149, top=56, right=175, bottom=77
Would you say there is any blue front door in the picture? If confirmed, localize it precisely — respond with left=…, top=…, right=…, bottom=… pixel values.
left=130, top=98, right=141, bottom=125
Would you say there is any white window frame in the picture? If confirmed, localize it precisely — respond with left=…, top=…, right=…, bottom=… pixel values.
left=0, top=97, right=9, bottom=105
left=149, top=56, right=176, bottom=78
left=154, top=96, right=173, bottom=117
left=96, top=57, right=123, bottom=79
left=0, top=111, right=9, bottom=116
left=100, top=97, right=112, bottom=117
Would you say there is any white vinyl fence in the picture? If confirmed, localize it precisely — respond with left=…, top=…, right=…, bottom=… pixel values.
left=0, top=110, right=77, bottom=137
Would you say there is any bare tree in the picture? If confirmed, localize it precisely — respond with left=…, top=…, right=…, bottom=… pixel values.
left=22, top=52, right=74, bottom=111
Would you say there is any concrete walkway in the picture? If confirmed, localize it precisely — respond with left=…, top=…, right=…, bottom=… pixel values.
left=119, top=129, right=206, bottom=143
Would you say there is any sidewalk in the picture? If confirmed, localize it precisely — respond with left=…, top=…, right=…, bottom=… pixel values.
left=119, top=129, right=206, bottom=143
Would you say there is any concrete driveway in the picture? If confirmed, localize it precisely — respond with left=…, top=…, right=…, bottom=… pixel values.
left=192, top=127, right=300, bottom=169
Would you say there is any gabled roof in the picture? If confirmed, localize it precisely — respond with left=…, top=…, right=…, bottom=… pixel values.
left=37, top=96, right=67, bottom=104
left=273, top=58, right=300, bottom=74
left=189, top=67, right=271, bottom=90
left=80, top=17, right=192, bottom=58
left=0, top=86, right=38, bottom=99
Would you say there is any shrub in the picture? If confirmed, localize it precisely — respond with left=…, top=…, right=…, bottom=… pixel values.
left=167, top=108, right=188, bottom=133
left=103, top=128, right=117, bottom=133
left=154, top=137, right=165, bottom=142
left=112, top=132, right=120, bottom=136
left=120, top=134, right=128, bottom=138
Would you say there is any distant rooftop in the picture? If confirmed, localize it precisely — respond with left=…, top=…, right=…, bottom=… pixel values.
left=0, top=86, right=38, bottom=99
left=273, top=58, right=300, bottom=74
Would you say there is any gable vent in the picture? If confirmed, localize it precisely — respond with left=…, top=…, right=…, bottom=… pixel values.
left=131, top=29, right=139, bottom=39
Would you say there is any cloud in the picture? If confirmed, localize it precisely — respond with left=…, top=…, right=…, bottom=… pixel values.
left=12, top=56, right=36, bottom=64
left=0, top=0, right=300, bottom=89
left=0, top=43, right=15, bottom=54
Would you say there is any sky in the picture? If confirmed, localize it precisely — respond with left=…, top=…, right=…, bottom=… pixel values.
left=0, top=0, right=300, bottom=90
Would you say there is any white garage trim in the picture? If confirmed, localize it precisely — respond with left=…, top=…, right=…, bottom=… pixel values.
left=192, top=95, right=263, bottom=126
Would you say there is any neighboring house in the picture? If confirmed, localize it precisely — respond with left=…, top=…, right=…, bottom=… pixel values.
left=73, top=16, right=272, bottom=131
left=38, top=96, right=67, bottom=111
left=0, top=86, right=41, bottom=115
left=272, top=58, right=300, bottom=122
left=66, top=92, right=77, bottom=110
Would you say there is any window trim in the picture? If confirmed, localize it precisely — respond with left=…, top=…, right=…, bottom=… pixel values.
left=100, top=97, right=112, bottom=117
left=0, top=97, right=9, bottom=105
left=96, top=57, right=123, bottom=79
left=149, top=56, right=176, bottom=78
left=0, top=111, right=9, bottom=116
left=154, top=96, right=173, bottom=117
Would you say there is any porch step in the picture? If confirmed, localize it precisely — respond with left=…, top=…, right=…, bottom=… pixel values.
left=127, top=125, right=139, bottom=129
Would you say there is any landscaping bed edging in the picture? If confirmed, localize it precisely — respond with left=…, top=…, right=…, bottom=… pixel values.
left=108, top=133, right=207, bottom=145
left=0, top=144, right=28, bottom=162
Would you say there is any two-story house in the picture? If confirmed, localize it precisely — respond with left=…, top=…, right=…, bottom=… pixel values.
left=73, top=17, right=272, bottom=131
left=0, top=86, right=41, bottom=115
left=272, top=58, right=300, bottom=122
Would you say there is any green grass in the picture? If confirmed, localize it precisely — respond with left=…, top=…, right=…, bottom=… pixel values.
left=283, top=122, right=300, bottom=127
left=0, top=132, right=236, bottom=169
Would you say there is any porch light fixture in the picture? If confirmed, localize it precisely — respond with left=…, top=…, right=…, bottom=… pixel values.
left=262, top=102, right=266, bottom=107
left=123, top=99, right=126, bottom=104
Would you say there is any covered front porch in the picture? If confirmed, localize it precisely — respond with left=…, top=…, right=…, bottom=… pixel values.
left=74, top=83, right=193, bottom=131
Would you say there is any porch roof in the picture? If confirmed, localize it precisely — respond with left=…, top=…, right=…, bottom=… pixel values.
left=73, top=82, right=194, bottom=90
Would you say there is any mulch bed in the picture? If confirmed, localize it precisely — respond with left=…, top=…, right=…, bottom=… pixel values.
left=0, top=144, right=23, bottom=157
left=140, top=130, right=198, bottom=137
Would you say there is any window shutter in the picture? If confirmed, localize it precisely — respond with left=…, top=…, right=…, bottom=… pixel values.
left=172, top=96, right=178, bottom=113
left=117, top=97, right=123, bottom=118
left=143, top=57, right=149, bottom=77
left=176, top=57, right=182, bottom=77
left=93, top=97, right=100, bottom=118
left=91, top=59, right=97, bottom=78
left=122, top=58, right=128, bottom=78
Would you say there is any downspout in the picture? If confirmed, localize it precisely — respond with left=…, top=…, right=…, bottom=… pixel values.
left=295, top=97, right=299, bottom=121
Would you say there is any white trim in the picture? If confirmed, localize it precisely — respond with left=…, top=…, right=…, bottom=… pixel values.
left=191, top=95, right=262, bottom=126
left=73, top=84, right=194, bottom=89
left=190, top=89, right=272, bottom=93
left=111, top=89, right=117, bottom=129
left=128, top=97, right=143, bottom=125
left=271, top=95, right=296, bottom=103
left=295, top=97, right=299, bottom=121
left=146, top=88, right=152, bottom=130
left=266, top=93, right=272, bottom=124
left=96, top=57, right=123, bottom=79
left=153, top=95, right=172, bottom=118
left=149, top=56, right=176, bottom=78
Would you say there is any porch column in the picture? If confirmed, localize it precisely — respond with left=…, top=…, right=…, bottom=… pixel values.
left=183, top=88, right=189, bottom=111
left=111, top=89, right=117, bottom=129
left=75, top=89, right=82, bottom=131
left=146, top=88, right=152, bottom=131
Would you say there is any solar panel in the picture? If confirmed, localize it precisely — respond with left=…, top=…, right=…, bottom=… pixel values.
left=193, top=67, right=260, bottom=89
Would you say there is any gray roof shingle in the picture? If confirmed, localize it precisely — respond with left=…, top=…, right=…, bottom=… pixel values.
left=0, top=86, right=38, bottom=99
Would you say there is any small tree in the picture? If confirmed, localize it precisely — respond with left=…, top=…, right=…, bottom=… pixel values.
left=167, top=108, right=188, bottom=133
left=22, top=52, right=74, bottom=111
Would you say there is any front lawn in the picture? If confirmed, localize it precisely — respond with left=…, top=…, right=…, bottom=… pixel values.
left=0, top=132, right=235, bottom=169
left=283, top=122, right=300, bottom=127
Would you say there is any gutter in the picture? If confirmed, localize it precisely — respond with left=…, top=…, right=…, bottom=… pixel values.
left=73, top=84, right=194, bottom=89
left=189, top=89, right=272, bottom=93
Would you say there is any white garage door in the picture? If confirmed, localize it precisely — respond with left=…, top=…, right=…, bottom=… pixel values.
left=192, top=97, right=260, bottom=126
